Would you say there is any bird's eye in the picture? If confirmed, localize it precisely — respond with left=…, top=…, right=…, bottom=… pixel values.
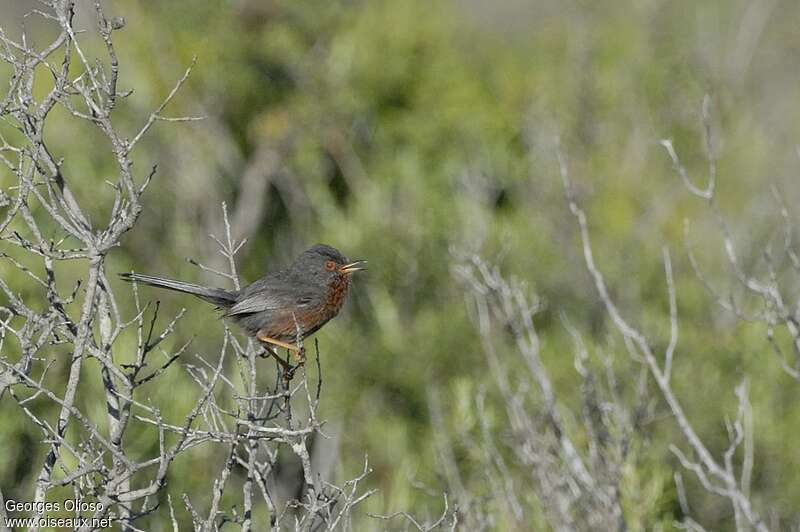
left=325, top=260, right=336, bottom=271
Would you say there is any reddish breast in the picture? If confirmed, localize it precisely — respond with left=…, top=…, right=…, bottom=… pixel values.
left=267, top=274, right=352, bottom=341
left=324, top=273, right=351, bottom=319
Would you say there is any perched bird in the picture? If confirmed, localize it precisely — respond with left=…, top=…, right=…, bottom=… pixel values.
left=119, top=244, right=365, bottom=358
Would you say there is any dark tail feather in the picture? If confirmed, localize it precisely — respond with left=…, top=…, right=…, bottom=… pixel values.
left=119, top=272, right=236, bottom=307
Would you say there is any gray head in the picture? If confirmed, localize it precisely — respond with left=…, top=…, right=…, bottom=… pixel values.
left=290, top=244, right=366, bottom=285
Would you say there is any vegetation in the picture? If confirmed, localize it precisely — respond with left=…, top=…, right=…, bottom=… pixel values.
left=1, top=0, right=799, bottom=529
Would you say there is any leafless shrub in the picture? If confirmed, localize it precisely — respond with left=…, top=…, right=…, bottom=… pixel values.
left=447, top=102, right=789, bottom=530
left=558, top=132, right=767, bottom=531
left=663, top=96, right=800, bottom=384
left=0, top=2, right=374, bottom=530
left=454, top=253, right=639, bottom=531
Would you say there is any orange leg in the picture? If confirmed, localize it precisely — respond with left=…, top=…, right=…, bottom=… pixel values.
left=256, top=333, right=305, bottom=382
left=256, top=333, right=306, bottom=362
left=256, top=333, right=300, bottom=352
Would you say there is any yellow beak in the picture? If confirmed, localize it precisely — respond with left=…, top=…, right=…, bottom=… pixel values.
left=339, top=260, right=367, bottom=274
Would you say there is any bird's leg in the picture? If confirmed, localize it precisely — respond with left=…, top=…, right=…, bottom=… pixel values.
left=256, top=333, right=301, bottom=382
left=256, top=333, right=306, bottom=380
left=256, top=334, right=301, bottom=353
left=282, top=347, right=306, bottom=384
left=260, top=344, right=292, bottom=374
left=286, top=347, right=306, bottom=384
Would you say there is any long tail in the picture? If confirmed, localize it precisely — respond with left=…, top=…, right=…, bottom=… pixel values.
left=119, top=272, right=237, bottom=307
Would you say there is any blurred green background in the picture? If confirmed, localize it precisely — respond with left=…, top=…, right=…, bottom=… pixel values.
left=2, top=0, right=800, bottom=529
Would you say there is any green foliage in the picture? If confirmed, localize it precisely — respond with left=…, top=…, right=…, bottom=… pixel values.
left=3, top=0, right=800, bottom=528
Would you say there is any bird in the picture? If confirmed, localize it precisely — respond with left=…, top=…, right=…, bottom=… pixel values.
left=119, top=244, right=365, bottom=365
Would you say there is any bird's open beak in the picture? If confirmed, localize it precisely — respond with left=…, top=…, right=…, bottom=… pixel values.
left=339, top=260, right=367, bottom=274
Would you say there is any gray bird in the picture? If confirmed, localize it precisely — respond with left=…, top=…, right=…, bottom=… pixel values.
left=119, top=244, right=365, bottom=355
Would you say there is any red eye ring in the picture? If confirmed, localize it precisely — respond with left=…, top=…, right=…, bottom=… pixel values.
left=325, top=260, right=336, bottom=271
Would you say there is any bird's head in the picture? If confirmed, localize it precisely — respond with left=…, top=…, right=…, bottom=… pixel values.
left=295, top=244, right=366, bottom=285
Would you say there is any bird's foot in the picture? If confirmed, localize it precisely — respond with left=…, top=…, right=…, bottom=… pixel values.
left=282, top=365, right=296, bottom=386
left=260, top=345, right=293, bottom=376
left=257, top=337, right=305, bottom=383
left=282, top=349, right=306, bottom=385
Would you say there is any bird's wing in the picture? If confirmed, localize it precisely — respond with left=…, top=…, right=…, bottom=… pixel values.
left=225, top=276, right=317, bottom=317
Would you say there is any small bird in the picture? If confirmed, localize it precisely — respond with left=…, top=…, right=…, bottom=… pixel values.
left=120, top=244, right=365, bottom=362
